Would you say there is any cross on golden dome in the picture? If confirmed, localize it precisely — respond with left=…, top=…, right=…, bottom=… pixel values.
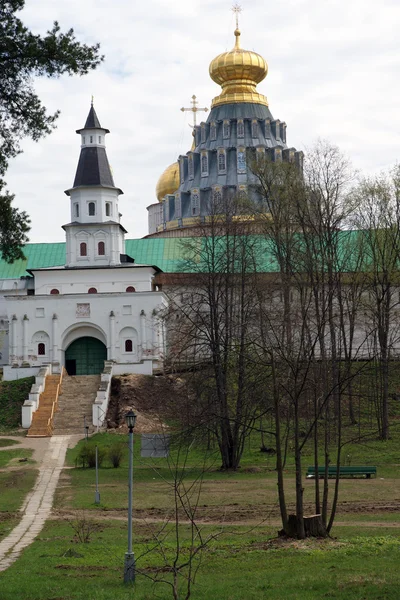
left=180, top=95, right=208, bottom=128
left=232, top=3, right=242, bottom=29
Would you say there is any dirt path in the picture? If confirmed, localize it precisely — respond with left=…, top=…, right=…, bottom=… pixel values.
left=0, top=435, right=71, bottom=572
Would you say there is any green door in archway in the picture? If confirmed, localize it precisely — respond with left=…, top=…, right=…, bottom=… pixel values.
left=65, top=337, right=107, bottom=375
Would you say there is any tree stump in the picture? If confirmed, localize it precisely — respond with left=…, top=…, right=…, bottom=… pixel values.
left=304, top=514, right=327, bottom=538
left=279, top=514, right=327, bottom=538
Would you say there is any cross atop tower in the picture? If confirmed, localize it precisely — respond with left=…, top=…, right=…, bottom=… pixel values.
left=232, top=3, right=242, bottom=29
left=180, top=95, right=208, bottom=128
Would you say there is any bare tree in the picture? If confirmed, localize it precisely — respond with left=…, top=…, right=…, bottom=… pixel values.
left=166, top=193, right=269, bottom=470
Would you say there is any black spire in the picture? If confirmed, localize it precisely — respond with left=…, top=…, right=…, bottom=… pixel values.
left=73, top=147, right=115, bottom=188
left=76, top=103, right=110, bottom=134
left=84, top=105, right=101, bottom=128
left=66, top=104, right=122, bottom=193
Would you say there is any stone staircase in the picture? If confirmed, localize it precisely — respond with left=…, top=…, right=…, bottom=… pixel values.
left=27, top=374, right=62, bottom=437
left=53, top=375, right=100, bottom=435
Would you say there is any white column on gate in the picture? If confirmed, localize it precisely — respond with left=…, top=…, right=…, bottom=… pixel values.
left=22, top=315, right=29, bottom=362
left=109, top=310, right=115, bottom=360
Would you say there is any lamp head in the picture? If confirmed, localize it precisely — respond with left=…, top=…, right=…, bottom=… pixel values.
left=125, top=409, right=137, bottom=430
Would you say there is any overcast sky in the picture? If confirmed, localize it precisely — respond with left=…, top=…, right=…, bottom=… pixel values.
left=6, top=0, right=400, bottom=243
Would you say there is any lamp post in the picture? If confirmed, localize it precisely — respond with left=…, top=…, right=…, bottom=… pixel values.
left=124, top=409, right=137, bottom=584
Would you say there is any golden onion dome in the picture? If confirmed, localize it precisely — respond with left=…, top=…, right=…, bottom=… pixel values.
left=209, top=29, right=268, bottom=108
left=155, top=161, right=180, bottom=202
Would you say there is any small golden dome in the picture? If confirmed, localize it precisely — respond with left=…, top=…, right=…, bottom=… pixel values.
left=209, top=29, right=268, bottom=108
left=155, top=162, right=180, bottom=202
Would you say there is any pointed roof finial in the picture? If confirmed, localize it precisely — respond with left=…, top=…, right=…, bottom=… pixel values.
left=91, top=95, right=94, bottom=107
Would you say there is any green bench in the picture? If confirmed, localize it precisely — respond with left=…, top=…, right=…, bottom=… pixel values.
left=306, top=466, right=377, bottom=479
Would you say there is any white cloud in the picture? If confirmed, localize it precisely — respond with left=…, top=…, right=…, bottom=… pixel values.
left=5, top=0, right=400, bottom=242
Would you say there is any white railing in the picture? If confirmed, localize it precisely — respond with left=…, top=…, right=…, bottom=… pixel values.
left=92, top=361, right=113, bottom=428
left=21, top=364, right=52, bottom=429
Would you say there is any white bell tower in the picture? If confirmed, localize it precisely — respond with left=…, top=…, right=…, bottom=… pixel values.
left=63, top=102, right=127, bottom=268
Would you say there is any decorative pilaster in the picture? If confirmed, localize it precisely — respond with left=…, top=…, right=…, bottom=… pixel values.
left=52, top=313, right=58, bottom=363
left=140, top=310, right=147, bottom=357
left=11, top=314, right=17, bottom=364
left=22, top=314, right=29, bottom=363
left=109, top=310, right=115, bottom=360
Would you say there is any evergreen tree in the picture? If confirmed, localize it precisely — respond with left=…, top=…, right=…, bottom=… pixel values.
left=0, top=0, right=103, bottom=262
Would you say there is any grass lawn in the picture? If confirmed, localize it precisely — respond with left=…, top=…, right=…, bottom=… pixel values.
left=0, top=447, right=33, bottom=468
left=0, top=520, right=399, bottom=599
left=0, top=469, right=38, bottom=540
left=0, top=438, right=19, bottom=448
left=0, top=377, right=34, bottom=431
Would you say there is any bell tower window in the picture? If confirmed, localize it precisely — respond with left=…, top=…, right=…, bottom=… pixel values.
left=88, top=202, right=95, bottom=216
left=252, top=120, right=259, bottom=138
left=98, top=136, right=102, bottom=144
left=105, top=203, right=111, bottom=217
left=74, top=203, right=79, bottom=218
left=237, top=120, right=244, bottom=138
left=98, top=241, right=105, bottom=255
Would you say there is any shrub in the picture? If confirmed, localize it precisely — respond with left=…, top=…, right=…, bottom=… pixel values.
left=77, top=443, right=106, bottom=468
left=108, top=440, right=125, bottom=468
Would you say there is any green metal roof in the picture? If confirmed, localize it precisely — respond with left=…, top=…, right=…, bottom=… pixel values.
left=0, top=230, right=370, bottom=280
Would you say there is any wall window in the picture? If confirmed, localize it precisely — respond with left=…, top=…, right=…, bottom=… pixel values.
left=188, top=155, right=194, bottom=179
left=88, top=287, right=97, bottom=294
left=223, top=120, right=230, bottom=139
left=213, top=187, right=222, bottom=203
left=218, top=149, right=226, bottom=173
left=90, top=135, right=93, bottom=143
left=80, top=242, right=87, bottom=256
left=201, top=153, right=208, bottom=176
left=126, top=286, right=136, bottom=292
left=98, top=136, right=102, bottom=144
left=191, top=191, right=200, bottom=216
left=50, top=289, right=60, bottom=295
left=175, top=194, right=181, bottom=218
left=105, top=203, right=111, bottom=216
left=210, top=122, right=217, bottom=141
left=252, top=120, right=258, bottom=138
left=88, top=202, right=95, bottom=216
left=125, top=339, right=133, bottom=352
left=237, top=148, right=246, bottom=173
left=74, top=203, right=79, bottom=218
left=38, top=343, right=45, bottom=356
left=98, top=241, right=105, bottom=255
left=237, top=119, right=244, bottom=138
left=265, top=119, right=271, bottom=137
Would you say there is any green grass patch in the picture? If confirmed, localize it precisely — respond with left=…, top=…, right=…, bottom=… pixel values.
left=0, top=468, right=38, bottom=541
left=0, top=447, right=33, bottom=468
left=0, top=438, right=19, bottom=447
left=0, top=521, right=400, bottom=599
left=0, top=377, right=34, bottom=431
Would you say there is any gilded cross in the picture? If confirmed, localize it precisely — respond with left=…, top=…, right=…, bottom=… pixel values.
left=232, top=3, right=242, bottom=29
left=180, top=95, right=208, bottom=128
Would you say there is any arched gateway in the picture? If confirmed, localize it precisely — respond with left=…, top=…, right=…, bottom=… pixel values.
left=65, top=336, right=107, bottom=375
